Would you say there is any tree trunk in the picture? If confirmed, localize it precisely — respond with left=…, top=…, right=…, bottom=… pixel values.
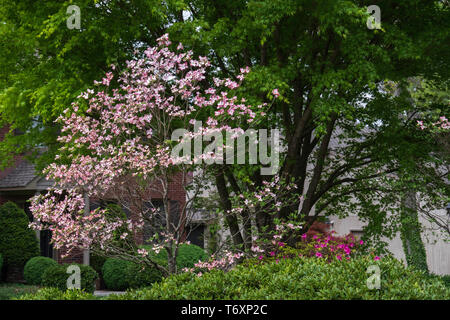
left=215, top=170, right=244, bottom=248
left=400, top=190, right=429, bottom=273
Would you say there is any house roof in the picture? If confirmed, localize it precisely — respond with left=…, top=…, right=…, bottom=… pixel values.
left=0, top=160, right=38, bottom=189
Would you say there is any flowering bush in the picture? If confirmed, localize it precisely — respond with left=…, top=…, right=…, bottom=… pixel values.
left=188, top=218, right=375, bottom=276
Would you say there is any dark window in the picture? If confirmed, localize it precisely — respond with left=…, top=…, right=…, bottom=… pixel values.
left=186, top=224, right=205, bottom=248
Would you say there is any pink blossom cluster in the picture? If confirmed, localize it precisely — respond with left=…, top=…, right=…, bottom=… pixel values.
left=188, top=251, right=245, bottom=275
left=417, top=116, right=450, bottom=131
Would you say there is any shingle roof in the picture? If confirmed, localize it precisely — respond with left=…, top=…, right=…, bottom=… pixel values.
left=0, top=160, right=37, bottom=188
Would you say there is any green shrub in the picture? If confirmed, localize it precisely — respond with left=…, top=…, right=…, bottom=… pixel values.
left=174, top=244, right=209, bottom=269
left=42, top=264, right=98, bottom=293
left=147, top=243, right=208, bottom=270
left=441, top=275, right=450, bottom=288
left=102, top=258, right=132, bottom=291
left=17, top=287, right=96, bottom=300
left=427, top=273, right=450, bottom=289
left=23, top=256, right=58, bottom=285
left=111, top=256, right=450, bottom=300
left=0, top=202, right=39, bottom=276
left=125, top=263, right=163, bottom=289
left=102, top=258, right=163, bottom=290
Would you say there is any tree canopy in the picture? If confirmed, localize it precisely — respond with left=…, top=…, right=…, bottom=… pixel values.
left=1, top=0, right=449, bottom=253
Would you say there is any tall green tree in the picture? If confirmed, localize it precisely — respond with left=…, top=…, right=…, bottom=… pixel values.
left=0, top=0, right=180, bottom=170
left=168, top=0, right=450, bottom=249
left=1, top=0, right=449, bottom=252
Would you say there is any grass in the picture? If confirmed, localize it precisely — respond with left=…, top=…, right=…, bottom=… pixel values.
left=0, top=283, right=41, bottom=300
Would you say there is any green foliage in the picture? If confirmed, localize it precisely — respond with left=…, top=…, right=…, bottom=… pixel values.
left=0, top=254, right=3, bottom=280
left=102, top=258, right=163, bottom=291
left=0, top=283, right=40, bottom=300
left=89, top=252, right=107, bottom=278
left=97, top=236, right=207, bottom=292
left=0, top=0, right=176, bottom=171
left=124, top=263, right=164, bottom=290
left=112, top=256, right=450, bottom=300
left=1, top=0, right=449, bottom=257
left=41, top=264, right=98, bottom=293
left=101, top=258, right=132, bottom=291
left=426, top=274, right=450, bottom=289
left=23, top=256, right=58, bottom=285
left=400, top=204, right=429, bottom=273
left=156, top=244, right=209, bottom=270
left=0, top=202, right=39, bottom=273
left=16, top=287, right=96, bottom=300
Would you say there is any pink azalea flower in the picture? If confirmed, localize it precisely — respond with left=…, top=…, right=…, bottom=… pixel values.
left=272, top=88, right=280, bottom=98
left=374, top=256, right=381, bottom=261
left=315, top=252, right=322, bottom=258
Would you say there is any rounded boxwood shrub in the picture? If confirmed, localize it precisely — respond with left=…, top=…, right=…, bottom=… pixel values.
left=112, top=256, right=450, bottom=300
left=0, top=202, right=39, bottom=277
left=102, top=258, right=132, bottom=291
left=125, top=263, right=163, bottom=289
left=23, top=256, right=58, bottom=285
left=175, top=244, right=209, bottom=269
left=41, top=264, right=98, bottom=293
left=149, top=244, right=208, bottom=270
left=102, top=258, right=163, bottom=290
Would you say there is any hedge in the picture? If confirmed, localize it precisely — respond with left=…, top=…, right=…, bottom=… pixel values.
left=17, top=287, right=96, bottom=300
left=110, top=256, right=450, bottom=300
left=23, top=256, right=58, bottom=285
left=41, top=264, right=98, bottom=293
left=0, top=202, right=39, bottom=275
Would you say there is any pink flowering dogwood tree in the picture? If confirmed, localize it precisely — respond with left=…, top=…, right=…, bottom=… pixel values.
left=29, top=34, right=276, bottom=275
